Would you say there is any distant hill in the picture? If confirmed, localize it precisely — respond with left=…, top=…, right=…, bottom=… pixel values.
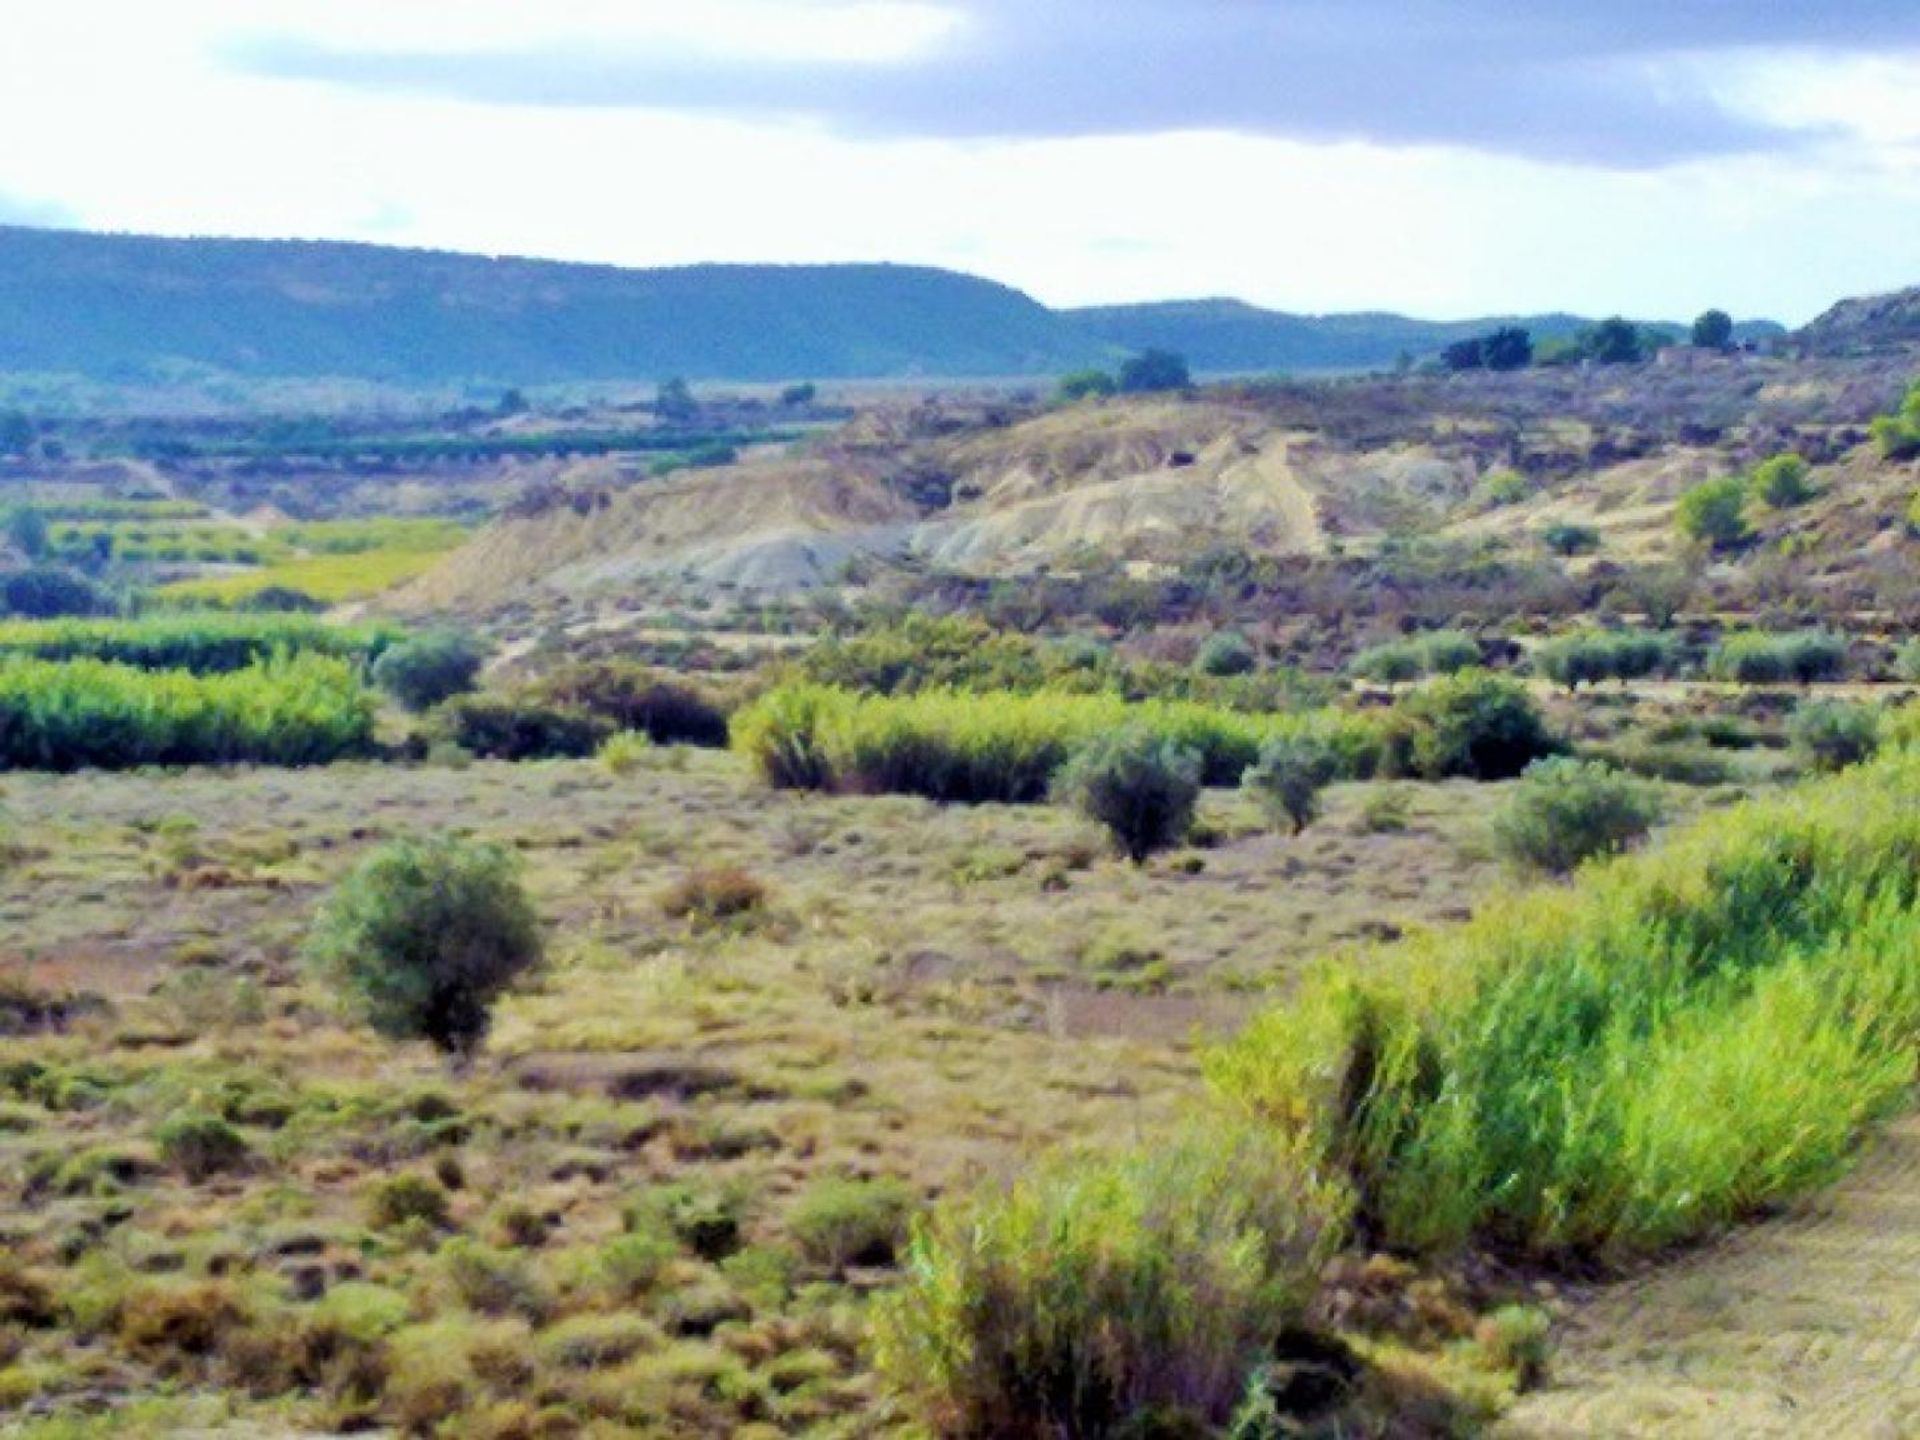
left=1064, top=298, right=1784, bottom=376
left=0, top=226, right=1105, bottom=385
left=1795, top=287, right=1920, bottom=355
left=0, top=224, right=1788, bottom=386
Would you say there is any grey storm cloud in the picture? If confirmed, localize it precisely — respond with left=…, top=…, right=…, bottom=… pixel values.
left=231, top=1, right=1920, bottom=167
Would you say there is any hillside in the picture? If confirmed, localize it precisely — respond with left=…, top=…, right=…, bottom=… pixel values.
left=1067, top=299, right=1786, bottom=375
left=0, top=224, right=1789, bottom=388
left=0, top=226, right=1106, bottom=385
left=1796, top=285, right=1920, bottom=354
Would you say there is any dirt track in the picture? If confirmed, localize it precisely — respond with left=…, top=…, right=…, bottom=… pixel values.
left=1502, top=1107, right=1920, bottom=1439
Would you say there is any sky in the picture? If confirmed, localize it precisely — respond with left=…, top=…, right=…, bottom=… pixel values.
left=3, top=2, right=1919, bottom=324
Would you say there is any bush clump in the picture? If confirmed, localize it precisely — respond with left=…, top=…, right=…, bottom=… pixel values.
left=1708, top=630, right=1848, bottom=685
left=155, top=1109, right=250, bottom=1182
left=787, top=1175, right=916, bottom=1272
left=1790, top=700, right=1882, bottom=773
left=306, top=834, right=544, bottom=1055
left=1493, top=758, right=1664, bottom=874
left=371, top=629, right=488, bottom=711
left=1348, top=630, right=1481, bottom=683
left=1397, top=670, right=1560, bottom=781
left=529, top=660, right=729, bottom=747
left=1750, top=453, right=1815, bottom=508
left=874, top=1126, right=1347, bottom=1439
left=433, top=695, right=611, bottom=761
left=365, top=1172, right=453, bottom=1230
left=1534, top=629, right=1670, bottom=690
left=1053, top=726, right=1202, bottom=863
left=1242, top=735, right=1337, bottom=835
left=659, top=865, right=769, bottom=930
left=1194, top=631, right=1258, bottom=678
left=1675, top=475, right=1752, bottom=551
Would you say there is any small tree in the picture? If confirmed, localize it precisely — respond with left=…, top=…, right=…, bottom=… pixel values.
left=1675, top=475, right=1751, bottom=551
left=1789, top=701, right=1881, bottom=773
left=780, top=382, right=818, bottom=407
left=1053, top=727, right=1201, bottom=863
left=1402, top=670, right=1560, bottom=781
left=307, top=834, right=544, bottom=1056
left=1690, top=309, right=1734, bottom=351
left=370, top=630, right=488, bottom=712
left=1493, top=758, right=1663, bottom=874
left=0, top=412, right=33, bottom=457
left=1117, top=349, right=1191, bottom=394
left=1482, top=327, right=1533, bottom=372
left=1750, top=453, right=1814, bottom=508
left=1583, top=317, right=1646, bottom=365
left=1194, top=630, right=1257, bottom=677
left=1056, top=369, right=1117, bottom=402
left=1243, top=735, right=1336, bottom=835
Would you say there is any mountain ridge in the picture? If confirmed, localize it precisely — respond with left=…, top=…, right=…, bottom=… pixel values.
left=0, top=223, right=1803, bottom=387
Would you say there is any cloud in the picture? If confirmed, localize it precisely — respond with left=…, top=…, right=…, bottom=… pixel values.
left=227, top=1, right=1920, bottom=167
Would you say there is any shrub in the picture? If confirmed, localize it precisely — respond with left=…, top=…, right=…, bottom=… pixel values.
left=306, top=834, right=544, bottom=1055
left=1347, top=641, right=1422, bottom=685
left=0, top=614, right=394, bottom=673
left=530, top=660, right=729, bottom=746
left=1708, top=630, right=1848, bottom=685
left=1480, top=469, right=1530, bottom=507
left=1675, top=475, right=1751, bottom=551
left=440, top=1238, right=550, bottom=1320
left=1534, top=629, right=1670, bottom=690
left=365, top=1172, right=452, bottom=1229
left=787, top=1175, right=915, bottom=1272
left=1750, top=453, right=1815, bottom=508
left=154, top=1110, right=250, bottom=1182
left=1790, top=701, right=1882, bottom=773
left=1540, top=523, right=1600, bottom=557
left=1897, top=639, right=1920, bottom=683
left=1117, top=348, right=1191, bottom=393
left=371, top=629, right=488, bottom=711
left=1399, top=670, right=1560, bottom=780
left=1493, top=759, right=1664, bottom=874
left=659, top=865, right=769, bottom=929
left=1056, top=369, right=1117, bottom=402
left=873, top=1126, right=1347, bottom=1439
left=1870, top=379, right=1920, bottom=460
left=1195, top=631, right=1257, bottom=678
left=0, top=654, right=376, bottom=771
left=598, top=730, right=652, bottom=775
left=1053, top=727, right=1202, bottom=863
left=1243, top=735, right=1337, bottom=835
left=434, top=695, right=611, bottom=761
left=0, top=566, right=109, bottom=618
left=1349, top=631, right=1480, bottom=683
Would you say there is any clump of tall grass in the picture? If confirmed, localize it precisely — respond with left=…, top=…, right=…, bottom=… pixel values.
left=0, top=654, right=377, bottom=770
left=0, top=613, right=397, bottom=673
left=874, top=1124, right=1348, bottom=1439
left=1209, top=750, right=1920, bottom=1259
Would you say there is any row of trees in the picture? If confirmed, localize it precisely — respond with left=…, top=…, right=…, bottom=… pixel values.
left=1442, top=309, right=1741, bottom=374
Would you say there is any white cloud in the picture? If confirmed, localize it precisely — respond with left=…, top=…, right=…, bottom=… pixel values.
left=0, top=5, right=1912, bottom=325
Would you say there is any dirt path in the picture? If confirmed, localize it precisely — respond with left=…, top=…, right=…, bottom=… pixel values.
left=1502, top=1107, right=1920, bottom=1439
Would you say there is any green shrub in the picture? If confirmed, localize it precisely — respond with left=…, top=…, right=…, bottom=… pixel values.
left=306, top=834, right=544, bottom=1055
left=1870, top=379, right=1920, bottom=460
left=1195, top=631, right=1257, bottom=678
left=530, top=660, right=729, bottom=746
left=1493, top=759, right=1664, bottom=873
left=873, top=1127, right=1347, bottom=1439
left=1053, top=727, right=1202, bottom=863
left=1350, top=631, right=1481, bottom=683
left=1480, top=469, right=1531, bottom=507
left=1534, top=629, right=1670, bottom=690
left=365, top=1172, right=452, bottom=1229
left=598, top=731, right=652, bottom=775
left=1399, top=670, right=1560, bottom=781
left=1897, top=639, right=1920, bottom=683
left=1790, top=700, right=1882, bottom=773
left=154, top=1109, right=250, bottom=1182
left=787, top=1175, right=915, bottom=1272
left=0, top=613, right=394, bottom=673
left=371, top=629, right=487, bottom=711
left=1540, top=523, right=1601, bottom=556
left=1210, top=752, right=1920, bottom=1260
left=1708, top=630, right=1848, bottom=685
left=433, top=695, right=611, bottom=761
left=0, top=566, right=111, bottom=618
left=0, top=654, right=376, bottom=771
left=1243, top=735, right=1337, bottom=835
left=1750, top=453, right=1815, bottom=508
left=1675, top=475, right=1751, bottom=551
